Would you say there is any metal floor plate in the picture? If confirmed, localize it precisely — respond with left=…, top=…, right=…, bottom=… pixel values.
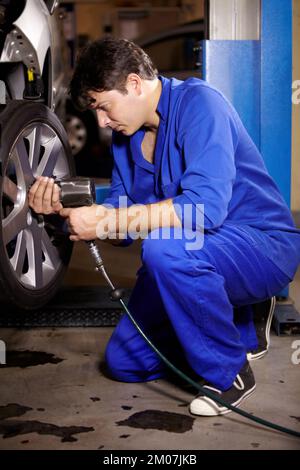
left=273, top=302, right=300, bottom=336
left=0, top=286, right=132, bottom=327
left=2, top=288, right=299, bottom=334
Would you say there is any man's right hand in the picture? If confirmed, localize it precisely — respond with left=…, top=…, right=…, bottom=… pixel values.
left=28, top=176, right=63, bottom=215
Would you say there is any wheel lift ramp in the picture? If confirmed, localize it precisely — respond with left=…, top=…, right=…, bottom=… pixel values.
left=0, top=286, right=131, bottom=327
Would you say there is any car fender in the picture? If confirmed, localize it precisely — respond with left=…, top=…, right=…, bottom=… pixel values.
left=0, top=0, right=51, bottom=76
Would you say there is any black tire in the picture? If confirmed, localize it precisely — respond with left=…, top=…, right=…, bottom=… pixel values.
left=0, top=100, right=75, bottom=310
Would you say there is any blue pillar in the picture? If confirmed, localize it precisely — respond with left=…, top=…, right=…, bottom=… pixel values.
left=202, top=0, right=293, bottom=207
left=202, top=40, right=261, bottom=147
left=202, top=0, right=293, bottom=298
left=260, top=0, right=293, bottom=206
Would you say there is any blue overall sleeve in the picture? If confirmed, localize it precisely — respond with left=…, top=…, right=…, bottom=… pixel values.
left=103, top=164, right=126, bottom=208
left=173, top=88, right=239, bottom=230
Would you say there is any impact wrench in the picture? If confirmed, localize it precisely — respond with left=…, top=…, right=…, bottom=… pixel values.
left=56, top=176, right=300, bottom=439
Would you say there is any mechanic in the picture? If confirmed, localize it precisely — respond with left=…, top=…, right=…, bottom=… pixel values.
left=28, top=37, right=300, bottom=416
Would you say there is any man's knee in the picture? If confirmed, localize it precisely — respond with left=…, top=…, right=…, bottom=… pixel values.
left=105, top=331, right=164, bottom=383
left=141, top=228, right=185, bottom=274
left=104, top=339, right=133, bottom=382
left=142, top=228, right=213, bottom=277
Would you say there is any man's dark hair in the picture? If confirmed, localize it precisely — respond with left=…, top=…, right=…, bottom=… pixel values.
left=69, top=37, right=158, bottom=110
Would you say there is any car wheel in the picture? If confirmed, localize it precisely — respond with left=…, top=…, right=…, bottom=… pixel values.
left=0, top=100, right=75, bottom=310
left=64, top=113, right=88, bottom=156
left=64, top=99, right=113, bottom=178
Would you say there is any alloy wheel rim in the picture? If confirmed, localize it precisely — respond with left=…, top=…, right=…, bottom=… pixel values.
left=1, top=121, right=71, bottom=289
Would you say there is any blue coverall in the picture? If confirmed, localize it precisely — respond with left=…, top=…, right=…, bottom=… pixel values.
left=103, top=76, right=300, bottom=390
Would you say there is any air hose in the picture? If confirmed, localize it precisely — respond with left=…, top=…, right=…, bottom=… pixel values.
left=87, top=240, right=300, bottom=440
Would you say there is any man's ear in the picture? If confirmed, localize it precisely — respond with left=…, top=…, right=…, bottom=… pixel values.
left=126, top=73, right=142, bottom=96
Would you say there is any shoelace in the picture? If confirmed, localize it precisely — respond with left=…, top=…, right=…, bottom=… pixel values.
left=233, top=373, right=245, bottom=391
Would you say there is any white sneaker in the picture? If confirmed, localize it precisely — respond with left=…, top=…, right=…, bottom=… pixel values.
left=189, top=362, right=256, bottom=416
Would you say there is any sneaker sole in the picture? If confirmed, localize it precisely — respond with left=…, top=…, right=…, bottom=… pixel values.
left=189, top=384, right=256, bottom=417
left=247, top=349, right=267, bottom=361
left=247, top=296, right=276, bottom=362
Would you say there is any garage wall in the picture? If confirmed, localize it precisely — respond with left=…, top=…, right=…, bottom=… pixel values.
left=73, top=0, right=204, bottom=42
left=208, top=0, right=260, bottom=39
left=292, top=0, right=300, bottom=213
left=75, top=1, right=111, bottom=41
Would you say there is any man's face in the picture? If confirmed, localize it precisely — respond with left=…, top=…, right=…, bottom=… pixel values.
left=88, top=75, right=146, bottom=136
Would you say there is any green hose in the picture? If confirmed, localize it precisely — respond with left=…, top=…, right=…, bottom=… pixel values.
left=119, top=298, right=300, bottom=439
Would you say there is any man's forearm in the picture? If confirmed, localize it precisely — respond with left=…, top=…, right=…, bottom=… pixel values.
left=115, top=198, right=182, bottom=236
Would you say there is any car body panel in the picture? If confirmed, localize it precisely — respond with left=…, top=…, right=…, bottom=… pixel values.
left=0, top=0, right=50, bottom=76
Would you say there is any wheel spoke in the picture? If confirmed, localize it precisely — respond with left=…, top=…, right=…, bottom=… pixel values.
left=26, top=222, right=43, bottom=288
left=2, top=209, right=26, bottom=245
left=1, top=176, right=18, bottom=203
left=15, top=138, right=34, bottom=183
left=37, top=136, right=62, bottom=176
left=10, top=230, right=27, bottom=276
left=27, top=125, right=42, bottom=175
left=42, top=228, right=60, bottom=268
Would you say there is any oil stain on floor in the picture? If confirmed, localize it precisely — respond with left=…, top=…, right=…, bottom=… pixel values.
left=116, top=410, right=195, bottom=434
left=0, top=420, right=94, bottom=442
left=0, top=403, right=94, bottom=443
left=0, top=404, right=33, bottom=420
left=1, top=350, right=64, bottom=368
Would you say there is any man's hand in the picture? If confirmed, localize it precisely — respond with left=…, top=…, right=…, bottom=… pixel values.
left=29, top=177, right=118, bottom=242
left=28, top=176, right=62, bottom=214
left=59, top=204, right=107, bottom=241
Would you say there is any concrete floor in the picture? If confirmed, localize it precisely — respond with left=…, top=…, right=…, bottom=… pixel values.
left=0, top=241, right=299, bottom=450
